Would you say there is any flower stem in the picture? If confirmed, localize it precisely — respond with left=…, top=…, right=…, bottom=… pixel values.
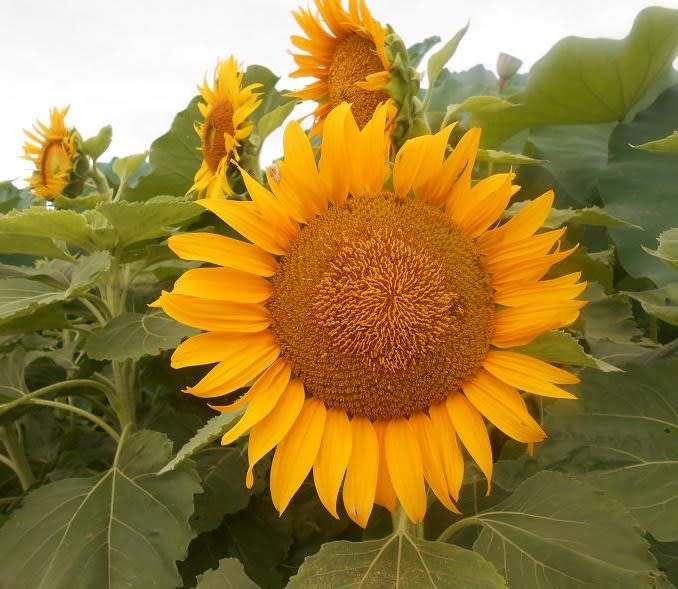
left=391, top=503, right=418, bottom=536
left=0, top=426, right=35, bottom=491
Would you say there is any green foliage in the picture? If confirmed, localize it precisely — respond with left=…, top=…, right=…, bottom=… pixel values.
left=194, top=558, right=260, bottom=589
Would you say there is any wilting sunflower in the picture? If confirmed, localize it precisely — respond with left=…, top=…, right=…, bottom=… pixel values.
left=289, top=0, right=394, bottom=134
left=154, top=103, right=586, bottom=527
left=190, top=57, right=262, bottom=198
left=23, top=106, right=81, bottom=199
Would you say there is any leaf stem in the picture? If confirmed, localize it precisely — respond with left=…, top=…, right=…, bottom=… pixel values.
left=78, top=296, right=109, bottom=326
left=0, top=426, right=35, bottom=491
left=29, top=399, right=120, bottom=442
left=437, top=516, right=483, bottom=543
left=90, top=163, right=112, bottom=198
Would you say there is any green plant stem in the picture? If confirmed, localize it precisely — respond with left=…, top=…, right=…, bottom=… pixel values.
left=437, top=516, right=482, bottom=543
left=392, top=504, right=418, bottom=536
left=29, top=399, right=120, bottom=442
left=0, top=378, right=115, bottom=417
left=78, top=296, right=108, bottom=326
left=0, top=426, right=35, bottom=491
left=649, top=316, right=659, bottom=343
left=90, top=163, right=112, bottom=198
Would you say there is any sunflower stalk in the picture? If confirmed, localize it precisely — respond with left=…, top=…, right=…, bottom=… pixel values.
left=392, top=504, right=422, bottom=537
left=0, top=426, right=35, bottom=491
left=89, top=161, right=113, bottom=199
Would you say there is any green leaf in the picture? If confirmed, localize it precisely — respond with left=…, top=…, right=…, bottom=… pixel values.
left=254, top=100, right=298, bottom=145
left=476, top=7, right=678, bottom=146
left=445, top=95, right=514, bottom=119
left=407, top=35, right=441, bottom=68
left=0, top=252, right=109, bottom=326
left=426, top=23, right=469, bottom=96
left=627, top=283, right=678, bottom=326
left=0, top=207, right=98, bottom=252
left=650, top=538, right=678, bottom=587
left=0, top=429, right=201, bottom=589
left=473, top=471, right=666, bottom=588
left=82, top=125, right=113, bottom=160
left=84, top=311, right=198, bottom=361
left=112, top=152, right=148, bottom=183
left=476, top=149, right=544, bottom=165
left=644, top=228, right=678, bottom=269
left=126, top=96, right=202, bottom=200
left=0, top=181, right=21, bottom=213
left=543, top=206, right=640, bottom=229
left=160, top=411, right=245, bottom=473
left=195, top=558, right=260, bottom=589
left=53, top=193, right=107, bottom=210
left=514, top=330, right=620, bottom=371
left=633, top=130, right=678, bottom=152
left=95, top=196, right=202, bottom=250
left=599, top=84, right=678, bottom=286
left=0, top=304, right=68, bottom=335
left=289, top=531, right=506, bottom=588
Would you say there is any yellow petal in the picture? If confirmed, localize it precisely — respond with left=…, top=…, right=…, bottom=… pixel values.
left=168, top=233, right=279, bottom=276
left=152, top=291, right=270, bottom=333
left=384, top=418, right=427, bottom=523
left=342, top=417, right=379, bottom=527
left=446, top=394, right=493, bottom=491
left=197, top=200, right=289, bottom=255
left=463, top=370, right=547, bottom=443
left=483, top=351, right=579, bottom=399
left=171, top=331, right=276, bottom=369
left=313, top=409, right=353, bottom=519
left=172, top=267, right=272, bottom=303
left=319, top=102, right=351, bottom=206
left=373, top=421, right=397, bottom=512
left=246, top=379, right=305, bottom=488
left=270, top=398, right=327, bottom=514
left=188, top=343, right=280, bottom=398
left=216, top=359, right=291, bottom=447
left=409, top=412, right=459, bottom=513
left=435, top=128, right=481, bottom=209
left=428, top=402, right=464, bottom=501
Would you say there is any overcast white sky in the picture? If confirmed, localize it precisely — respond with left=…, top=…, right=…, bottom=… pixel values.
left=2, top=0, right=677, bottom=184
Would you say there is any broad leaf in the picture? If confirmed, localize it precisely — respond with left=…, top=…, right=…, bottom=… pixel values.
left=644, top=228, right=678, bottom=268
left=627, top=284, right=678, bottom=326
left=633, top=130, right=678, bottom=152
left=426, top=24, right=469, bottom=95
left=0, top=429, right=201, bottom=589
left=195, top=558, right=260, bottom=589
left=407, top=35, right=441, bottom=68
left=599, top=84, right=678, bottom=286
left=476, top=7, right=678, bottom=145
left=289, top=532, right=506, bottom=588
left=474, top=471, right=666, bottom=588
left=160, top=411, right=245, bottom=473
left=543, top=206, right=639, bottom=229
left=85, top=311, right=197, bottom=361
left=476, top=149, right=544, bottom=166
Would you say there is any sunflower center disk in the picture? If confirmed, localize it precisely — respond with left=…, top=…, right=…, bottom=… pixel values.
left=202, top=100, right=235, bottom=173
left=327, top=33, right=389, bottom=129
left=270, top=195, right=495, bottom=420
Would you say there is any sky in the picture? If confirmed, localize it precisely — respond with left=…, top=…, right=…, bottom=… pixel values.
left=2, top=0, right=677, bottom=184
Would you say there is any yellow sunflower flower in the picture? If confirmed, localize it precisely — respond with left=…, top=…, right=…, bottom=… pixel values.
left=153, top=103, right=586, bottom=527
left=191, top=57, right=263, bottom=198
left=289, top=0, right=395, bottom=134
left=23, top=106, right=80, bottom=199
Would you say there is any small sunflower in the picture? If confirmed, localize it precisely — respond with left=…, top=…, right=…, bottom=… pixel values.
left=289, top=0, right=395, bottom=134
left=154, top=103, right=586, bottom=527
left=23, top=106, right=81, bottom=199
left=191, top=57, right=263, bottom=198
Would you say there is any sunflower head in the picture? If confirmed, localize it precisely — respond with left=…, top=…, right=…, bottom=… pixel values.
left=155, top=103, right=586, bottom=528
left=190, top=57, right=263, bottom=199
left=290, top=0, right=418, bottom=138
left=22, top=106, right=88, bottom=199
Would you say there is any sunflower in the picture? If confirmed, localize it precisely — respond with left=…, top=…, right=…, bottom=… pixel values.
left=153, top=103, right=586, bottom=527
left=289, top=0, right=394, bottom=134
left=190, top=57, right=263, bottom=198
left=23, top=106, right=80, bottom=199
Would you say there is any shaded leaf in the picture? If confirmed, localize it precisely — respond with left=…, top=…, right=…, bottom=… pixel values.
left=644, top=228, right=678, bottom=269
left=407, top=35, right=441, bottom=68
left=627, top=284, right=678, bottom=326
left=476, top=7, right=678, bottom=145
left=474, top=471, right=665, bottom=588
left=195, top=558, right=260, bottom=589
left=0, top=429, right=201, bottom=589
left=289, top=531, right=506, bottom=588
left=476, top=149, right=544, bottom=165
left=543, top=206, right=640, bottom=229
left=633, top=130, right=678, bottom=152
left=85, top=311, right=198, bottom=361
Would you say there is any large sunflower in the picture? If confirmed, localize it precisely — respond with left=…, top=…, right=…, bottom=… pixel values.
left=154, top=103, right=586, bottom=527
left=190, top=57, right=262, bottom=198
left=289, top=0, right=394, bottom=134
left=23, top=106, right=79, bottom=199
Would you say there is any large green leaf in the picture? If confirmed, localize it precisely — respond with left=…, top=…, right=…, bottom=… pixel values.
left=627, top=284, right=678, bottom=326
left=476, top=7, right=678, bottom=146
left=644, top=228, right=678, bottom=268
left=84, top=311, right=198, bottom=361
left=194, top=558, right=259, bottom=589
left=126, top=96, right=202, bottom=200
left=474, top=471, right=666, bottom=588
left=599, top=84, right=678, bottom=286
left=500, top=361, right=678, bottom=542
left=0, top=429, right=201, bottom=589
left=633, top=130, right=678, bottom=152
left=289, top=531, right=506, bottom=588
left=0, top=252, right=111, bottom=325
